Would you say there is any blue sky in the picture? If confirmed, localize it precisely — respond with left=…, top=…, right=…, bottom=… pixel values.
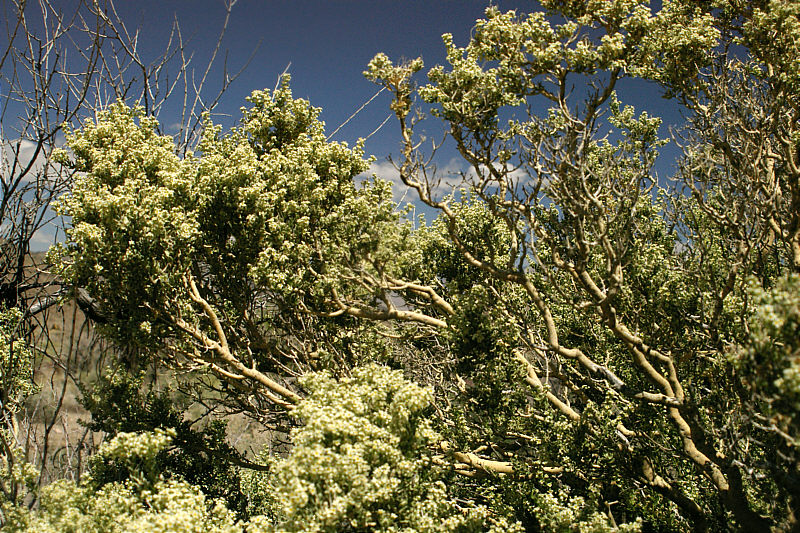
left=113, top=1, right=538, bottom=156
left=8, top=1, right=686, bottom=248
left=113, top=0, right=683, bottom=178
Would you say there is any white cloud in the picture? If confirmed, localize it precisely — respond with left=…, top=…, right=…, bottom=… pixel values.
left=361, top=158, right=471, bottom=207
left=29, top=222, right=63, bottom=252
left=358, top=157, right=539, bottom=221
left=0, top=216, right=64, bottom=253
left=361, top=160, right=407, bottom=204
left=1, top=137, right=60, bottom=185
left=1, top=134, right=70, bottom=252
left=472, top=161, right=540, bottom=196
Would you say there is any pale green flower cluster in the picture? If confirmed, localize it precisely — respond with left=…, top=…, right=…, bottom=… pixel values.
left=270, top=364, right=520, bottom=533
left=0, top=435, right=40, bottom=524
left=0, top=309, right=39, bottom=525
left=91, top=427, right=178, bottom=488
left=4, top=429, right=241, bottom=533
left=56, top=77, right=404, bottom=353
left=744, top=275, right=800, bottom=418
left=533, top=490, right=642, bottom=532
left=629, top=1, right=718, bottom=80
left=12, top=478, right=240, bottom=533
left=408, top=0, right=719, bottom=121
left=4, top=367, right=523, bottom=532
left=99, top=428, right=175, bottom=465
left=740, top=0, right=800, bottom=88
left=54, top=102, right=200, bottom=342
left=0, top=307, right=36, bottom=413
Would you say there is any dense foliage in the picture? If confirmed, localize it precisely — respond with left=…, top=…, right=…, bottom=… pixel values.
left=2, top=0, right=799, bottom=531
